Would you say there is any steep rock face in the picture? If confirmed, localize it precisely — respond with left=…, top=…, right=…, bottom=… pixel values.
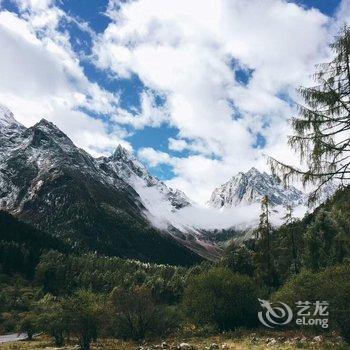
left=98, top=146, right=221, bottom=260
left=312, top=181, right=339, bottom=205
left=0, top=107, right=202, bottom=265
left=99, top=145, right=191, bottom=210
left=0, top=104, right=23, bottom=131
left=0, top=105, right=26, bottom=157
left=209, top=167, right=306, bottom=208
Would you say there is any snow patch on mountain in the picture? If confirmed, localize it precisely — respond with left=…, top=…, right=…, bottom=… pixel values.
left=0, top=104, right=340, bottom=243
left=0, top=104, right=17, bottom=128
left=100, top=145, right=191, bottom=214
left=209, top=167, right=306, bottom=208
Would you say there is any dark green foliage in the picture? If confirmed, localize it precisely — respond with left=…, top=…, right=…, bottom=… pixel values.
left=107, top=286, right=180, bottom=340
left=0, top=190, right=348, bottom=345
left=253, top=196, right=281, bottom=288
left=17, top=312, right=38, bottom=341
left=62, top=290, right=104, bottom=350
left=303, top=210, right=339, bottom=270
left=182, top=267, right=259, bottom=331
left=269, top=25, right=350, bottom=200
left=273, top=264, right=350, bottom=342
left=223, top=186, right=350, bottom=288
left=224, top=244, right=255, bottom=277
left=35, top=251, right=195, bottom=303
left=36, top=294, right=67, bottom=346
left=276, top=186, right=350, bottom=278
left=0, top=275, right=42, bottom=334
left=0, top=211, right=68, bottom=278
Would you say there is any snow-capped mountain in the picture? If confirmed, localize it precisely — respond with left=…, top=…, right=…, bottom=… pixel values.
left=0, top=104, right=26, bottom=157
left=97, top=146, right=222, bottom=260
left=99, top=145, right=191, bottom=211
left=0, top=105, right=216, bottom=264
left=209, top=167, right=306, bottom=208
left=0, top=104, right=341, bottom=258
left=311, top=181, right=339, bottom=206
left=0, top=104, right=21, bottom=130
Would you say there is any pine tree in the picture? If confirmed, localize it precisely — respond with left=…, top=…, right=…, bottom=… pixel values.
left=281, top=205, right=299, bottom=274
left=269, top=25, right=350, bottom=201
left=255, top=195, right=276, bottom=287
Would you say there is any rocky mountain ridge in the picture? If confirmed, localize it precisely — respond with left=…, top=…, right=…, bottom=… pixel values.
left=0, top=106, right=210, bottom=264
left=208, top=167, right=306, bottom=208
left=0, top=105, right=339, bottom=261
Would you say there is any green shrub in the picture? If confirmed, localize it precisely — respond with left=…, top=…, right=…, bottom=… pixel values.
left=63, top=290, right=104, bottom=350
left=17, top=312, right=38, bottom=340
left=273, top=264, right=350, bottom=343
left=182, top=267, right=259, bottom=331
left=108, top=286, right=181, bottom=340
left=36, top=294, right=67, bottom=346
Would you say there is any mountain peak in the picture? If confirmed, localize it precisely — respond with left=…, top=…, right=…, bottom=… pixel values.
left=34, top=118, right=60, bottom=130
left=0, top=104, right=23, bottom=130
left=235, top=167, right=261, bottom=179
left=104, top=145, right=192, bottom=211
left=247, top=167, right=259, bottom=174
left=209, top=168, right=305, bottom=208
left=112, top=144, right=134, bottom=161
left=32, top=119, right=72, bottom=141
left=109, top=145, right=148, bottom=176
left=24, top=119, right=76, bottom=153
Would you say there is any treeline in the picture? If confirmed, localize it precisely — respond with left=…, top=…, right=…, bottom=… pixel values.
left=0, top=188, right=350, bottom=349
left=0, top=211, right=69, bottom=278
left=0, top=250, right=211, bottom=349
left=35, top=250, right=209, bottom=303
left=224, top=185, right=350, bottom=288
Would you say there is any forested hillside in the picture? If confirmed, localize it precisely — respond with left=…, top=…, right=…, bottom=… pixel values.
left=224, top=186, right=350, bottom=287
left=0, top=211, right=69, bottom=278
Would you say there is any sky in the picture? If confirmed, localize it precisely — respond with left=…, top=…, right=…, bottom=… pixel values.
left=0, top=0, right=349, bottom=204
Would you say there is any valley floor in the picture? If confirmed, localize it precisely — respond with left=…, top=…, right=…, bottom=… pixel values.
left=1, top=332, right=348, bottom=350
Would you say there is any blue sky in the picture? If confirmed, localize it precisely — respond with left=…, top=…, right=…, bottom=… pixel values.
left=76, top=0, right=340, bottom=181
left=291, top=0, right=342, bottom=16
left=0, top=0, right=348, bottom=202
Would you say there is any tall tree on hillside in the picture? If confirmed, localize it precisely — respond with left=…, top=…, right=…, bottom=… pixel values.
left=269, top=25, right=350, bottom=201
left=254, top=196, right=276, bottom=287
left=281, top=205, right=299, bottom=274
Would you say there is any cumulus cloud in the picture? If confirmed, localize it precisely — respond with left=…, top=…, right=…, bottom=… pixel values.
left=1, top=0, right=349, bottom=204
left=92, top=0, right=334, bottom=202
left=138, top=147, right=172, bottom=167
left=111, top=90, right=170, bottom=129
left=168, top=138, right=188, bottom=152
left=0, top=2, right=129, bottom=156
left=335, top=0, right=350, bottom=30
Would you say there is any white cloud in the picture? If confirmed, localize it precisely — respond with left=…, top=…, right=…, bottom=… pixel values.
left=138, top=147, right=172, bottom=167
left=132, top=174, right=308, bottom=231
left=111, top=90, right=169, bottom=129
left=0, top=3, right=129, bottom=156
left=335, top=0, right=350, bottom=30
left=168, top=138, right=187, bottom=152
left=1, top=0, right=348, bottom=204
left=93, top=0, right=333, bottom=202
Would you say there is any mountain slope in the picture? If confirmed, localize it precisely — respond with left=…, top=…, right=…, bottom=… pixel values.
left=100, top=145, right=191, bottom=212
left=0, top=108, right=203, bottom=265
left=0, top=211, right=69, bottom=278
left=209, top=167, right=306, bottom=208
left=98, top=146, right=224, bottom=258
